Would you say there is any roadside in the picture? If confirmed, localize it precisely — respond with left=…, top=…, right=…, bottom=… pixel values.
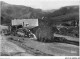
left=54, top=33, right=79, bottom=42
left=0, top=34, right=33, bottom=56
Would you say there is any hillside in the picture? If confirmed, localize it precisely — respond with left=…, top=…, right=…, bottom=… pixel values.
left=1, top=1, right=79, bottom=25
left=1, top=1, right=46, bottom=25
left=45, top=5, right=79, bottom=18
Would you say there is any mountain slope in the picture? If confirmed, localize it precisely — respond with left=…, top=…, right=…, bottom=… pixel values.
left=45, top=5, right=79, bottom=18
left=1, top=1, right=46, bottom=25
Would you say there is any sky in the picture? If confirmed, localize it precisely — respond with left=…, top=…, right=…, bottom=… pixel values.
left=0, top=0, right=80, bottom=10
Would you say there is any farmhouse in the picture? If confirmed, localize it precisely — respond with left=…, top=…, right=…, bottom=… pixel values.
left=12, top=19, right=38, bottom=27
left=11, top=19, right=38, bottom=31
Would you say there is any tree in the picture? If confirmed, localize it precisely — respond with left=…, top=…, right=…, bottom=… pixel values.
left=35, top=25, right=54, bottom=42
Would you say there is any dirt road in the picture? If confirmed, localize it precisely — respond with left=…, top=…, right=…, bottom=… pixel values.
left=8, top=36, right=79, bottom=56
left=0, top=34, right=79, bottom=56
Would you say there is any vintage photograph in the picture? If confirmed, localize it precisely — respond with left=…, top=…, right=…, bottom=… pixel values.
left=0, top=0, right=79, bottom=56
